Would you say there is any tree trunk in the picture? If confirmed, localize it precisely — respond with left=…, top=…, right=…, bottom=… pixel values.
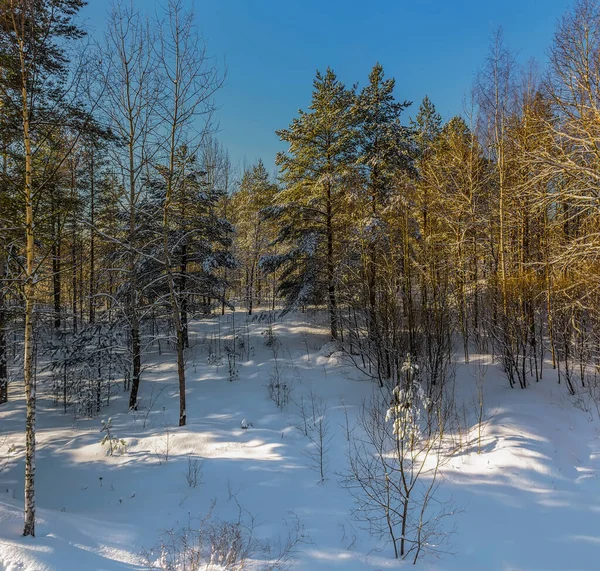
left=51, top=188, right=61, bottom=330
left=128, top=311, right=141, bottom=409
left=22, top=71, right=36, bottom=537
left=180, top=244, right=189, bottom=348
left=176, top=326, right=186, bottom=426
left=248, top=261, right=255, bottom=316
left=71, top=220, right=77, bottom=333
left=0, top=320, right=6, bottom=405
left=164, top=221, right=186, bottom=426
left=0, top=255, right=7, bottom=405
left=326, top=182, right=338, bottom=339
left=127, top=116, right=141, bottom=408
left=89, top=148, right=96, bottom=324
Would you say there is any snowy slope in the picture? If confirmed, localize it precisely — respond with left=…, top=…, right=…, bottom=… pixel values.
left=1, top=310, right=599, bottom=570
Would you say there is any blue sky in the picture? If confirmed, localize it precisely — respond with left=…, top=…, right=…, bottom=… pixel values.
left=81, top=0, right=573, bottom=176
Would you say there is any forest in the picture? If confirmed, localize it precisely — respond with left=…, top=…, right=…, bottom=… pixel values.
left=2, top=0, right=600, bottom=569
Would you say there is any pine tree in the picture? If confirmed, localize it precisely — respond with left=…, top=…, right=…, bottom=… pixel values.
left=412, top=95, right=442, bottom=157
left=266, top=68, right=356, bottom=339
left=154, top=145, right=234, bottom=321
left=143, top=144, right=233, bottom=402
left=355, top=63, right=414, bottom=213
left=354, top=63, right=415, bottom=366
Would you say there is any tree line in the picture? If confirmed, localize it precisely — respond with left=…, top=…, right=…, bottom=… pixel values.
left=264, top=1, right=600, bottom=400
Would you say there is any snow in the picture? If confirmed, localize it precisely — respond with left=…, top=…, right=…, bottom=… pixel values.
left=1, top=310, right=600, bottom=569
left=318, top=341, right=342, bottom=358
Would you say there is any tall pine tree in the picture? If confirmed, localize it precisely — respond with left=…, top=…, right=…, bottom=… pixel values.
left=354, top=63, right=415, bottom=359
left=266, top=68, right=356, bottom=339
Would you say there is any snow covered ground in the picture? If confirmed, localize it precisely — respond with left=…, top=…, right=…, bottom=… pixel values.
left=1, top=310, right=599, bottom=570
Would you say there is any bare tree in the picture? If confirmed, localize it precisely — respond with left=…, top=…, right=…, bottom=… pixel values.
left=302, top=393, right=331, bottom=482
left=342, top=356, right=455, bottom=562
left=154, top=0, right=224, bottom=425
left=475, top=28, right=517, bottom=313
left=99, top=0, right=159, bottom=410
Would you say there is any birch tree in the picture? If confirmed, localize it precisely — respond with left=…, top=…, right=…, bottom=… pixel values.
left=0, top=0, right=88, bottom=537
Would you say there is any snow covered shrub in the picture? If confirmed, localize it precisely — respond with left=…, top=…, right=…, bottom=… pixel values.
left=143, top=503, right=255, bottom=571
left=186, top=454, right=203, bottom=488
left=0, top=435, right=16, bottom=474
left=224, top=342, right=239, bottom=382
left=266, top=345, right=290, bottom=409
left=342, top=355, right=455, bottom=563
left=144, top=504, right=308, bottom=571
left=100, top=418, right=127, bottom=456
left=262, top=324, right=277, bottom=347
left=154, top=423, right=174, bottom=464
left=46, top=324, right=125, bottom=418
left=267, top=377, right=290, bottom=410
left=302, top=395, right=331, bottom=482
left=319, top=341, right=341, bottom=358
left=267, top=378, right=290, bottom=410
left=296, top=393, right=315, bottom=437
left=207, top=352, right=222, bottom=366
left=385, top=356, right=434, bottom=445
